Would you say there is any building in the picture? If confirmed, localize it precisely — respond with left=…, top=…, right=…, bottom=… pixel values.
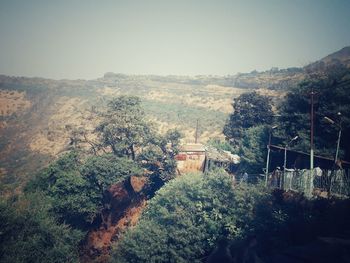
left=176, top=143, right=206, bottom=174
left=175, top=143, right=240, bottom=174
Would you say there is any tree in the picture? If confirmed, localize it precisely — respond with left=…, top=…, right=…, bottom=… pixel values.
left=137, top=129, right=182, bottom=183
left=0, top=193, right=83, bottom=263
left=96, top=96, right=152, bottom=160
left=97, top=95, right=182, bottom=185
left=25, top=152, right=101, bottom=227
left=26, top=152, right=142, bottom=227
left=81, top=154, right=142, bottom=202
left=238, top=125, right=269, bottom=174
left=278, top=64, right=350, bottom=160
left=223, top=91, right=273, bottom=144
left=112, top=170, right=267, bottom=263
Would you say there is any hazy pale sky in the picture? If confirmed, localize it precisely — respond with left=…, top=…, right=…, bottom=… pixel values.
left=0, top=0, right=350, bottom=79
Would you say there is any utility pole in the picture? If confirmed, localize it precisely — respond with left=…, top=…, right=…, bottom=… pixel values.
left=335, top=112, right=342, bottom=163
left=283, top=136, right=298, bottom=190
left=309, top=89, right=315, bottom=197
left=324, top=113, right=342, bottom=164
left=265, top=125, right=278, bottom=187
left=195, top=119, right=199, bottom=144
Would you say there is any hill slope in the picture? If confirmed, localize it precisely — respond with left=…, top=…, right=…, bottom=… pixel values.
left=1, top=46, right=350, bottom=191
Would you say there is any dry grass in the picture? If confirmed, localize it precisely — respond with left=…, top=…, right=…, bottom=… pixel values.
left=0, top=90, right=31, bottom=116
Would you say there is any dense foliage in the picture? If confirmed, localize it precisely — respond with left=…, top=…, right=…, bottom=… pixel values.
left=238, top=125, right=269, bottom=174
left=113, top=170, right=350, bottom=262
left=0, top=193, right=83, bottom=263
left=96, top=96, right=152, bottom=159
left=26, top=152, right=141, bottom=228
left=113, top=170, right=267, bottom=263
left=278, top=65, right=350, bottom=161
left=96, top=96, right=182, bottom=185
left=223, top=91, right=273, bottom=174
left=223, top=91, right=273, bottom=144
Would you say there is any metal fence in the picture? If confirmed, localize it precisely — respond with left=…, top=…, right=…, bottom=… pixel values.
left=266, top=168, right=350, bottom=198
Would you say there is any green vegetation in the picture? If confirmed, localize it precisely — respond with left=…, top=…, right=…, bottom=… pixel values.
left=1, top=64, right=350, bottom=262
left=113, top=169, right=350, bottom=262
left=278, top=64, right=350, bottom=160
left=206, top=138, right=236, bottom=153
left=96, top=95, right=182, bottom=184
left=223, top=91, right=273, bottom=173
left=238, top=125, right=269, bottom=174
left=0, top=192, right=83, bottom=263
left=26, top=152, right=142, bottom=228
left=223, top=91, right=273, bottom=144
left=97, top=96, right=152, bottom=159
left=113, top=170, right=267, bottom=263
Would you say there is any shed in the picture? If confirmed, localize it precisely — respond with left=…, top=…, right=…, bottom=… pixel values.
left=176, top=143, right=206, bottom=174
left=175, top=144, right=240, bottom=174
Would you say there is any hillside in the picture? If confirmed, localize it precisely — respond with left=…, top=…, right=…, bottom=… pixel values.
left=0, top=74, right=256, bottom=191
left=305, top=46, right=350, bottom=72
left=1, top=46, right=350, bottom=191
left=319, top=46, right=350, bottom=66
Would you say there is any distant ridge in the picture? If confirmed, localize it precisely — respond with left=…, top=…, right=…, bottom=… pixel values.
left=305, top=46, right=350, bottom=71
left=320, top=46, right=350, bottom=65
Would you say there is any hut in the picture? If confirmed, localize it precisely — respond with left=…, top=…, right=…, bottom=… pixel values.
left=176, top=143, right=206, bottom=174
left=176, top=143, right=240, bottom=174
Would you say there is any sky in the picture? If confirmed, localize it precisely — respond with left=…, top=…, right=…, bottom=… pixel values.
left=0, top=0, right=350, bottom=80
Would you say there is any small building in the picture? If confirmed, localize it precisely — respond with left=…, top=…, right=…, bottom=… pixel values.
left=176, top=143, right=206, bottom=174
left=205, top=146, right=240, bottom=172
left=175, top=143, right=240, bottom=174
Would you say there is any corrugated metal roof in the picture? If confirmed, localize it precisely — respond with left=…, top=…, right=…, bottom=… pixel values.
left=205, top=146, right=240, bottom=164
left=179, top=143, right=206, bottom=152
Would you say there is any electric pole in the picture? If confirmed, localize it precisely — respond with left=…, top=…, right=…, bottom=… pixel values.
left=195, top=119, right=199, bottom=144
left=309, top=89, right=315, bottom=197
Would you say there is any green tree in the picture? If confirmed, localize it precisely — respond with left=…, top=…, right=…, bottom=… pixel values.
left=26, top=152, right=141, bottom=227
left=96, top=96, right=182, bottom=185
left=137, top=129, right=182, bottom=182
left=223, top=91, right=273, bottom=144
left=238, top=125, right=269, bottom=174
left=112, top=170, right=267, bottom=263
left=25, top=152, right=100, bottom=226
left=279, top=64, right=350, bottom=160
left=96, top=96, right=152, bottom=160
left=0, top=193, right=83, bottom=263
left=81, top=154, right=142, bottom=204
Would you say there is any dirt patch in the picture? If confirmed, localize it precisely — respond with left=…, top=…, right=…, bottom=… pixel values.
left=81, top=178, right=148, bottom=263
left=0, top=90, right=31, bottom=116
left=130, top=176, right=148, bottom=193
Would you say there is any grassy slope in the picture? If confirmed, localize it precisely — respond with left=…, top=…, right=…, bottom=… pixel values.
left=0, top=74, right=284, bottom=191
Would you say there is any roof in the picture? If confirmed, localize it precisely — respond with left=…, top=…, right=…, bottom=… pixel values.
left=178, top=143, right=240, bottom=164
left=269, top=144, right=350, bottom=169
left=205, top=146, right=240, bottom=164
left=179, top=143, right=206, bottom=152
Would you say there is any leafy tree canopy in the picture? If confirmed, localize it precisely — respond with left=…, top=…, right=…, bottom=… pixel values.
left=113, top=170, right=267, bottom=263
left=238, top=125, right=269, bottom=174
left=81, top=154, right=142, bottom=195
left=278, top=64, right=350, bottom=160
left=223, top=91, right=273, bottom=143
left=26, top=152, right=142, bottom=227
left=96, top=96, right=152, bottom=160
left=95, top=95, right=182, bottom=184
left=0, top=192, right=83, bottom=263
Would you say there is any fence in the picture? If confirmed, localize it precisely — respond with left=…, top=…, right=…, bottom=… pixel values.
left=266, top=168, right=350, bottom=198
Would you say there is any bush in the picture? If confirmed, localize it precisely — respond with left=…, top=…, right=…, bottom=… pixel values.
left=26, top=152, right=141, bottom=228
left=112, top=170, right=268, bottom=263
left=0, top=193, right=83, bottom=263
